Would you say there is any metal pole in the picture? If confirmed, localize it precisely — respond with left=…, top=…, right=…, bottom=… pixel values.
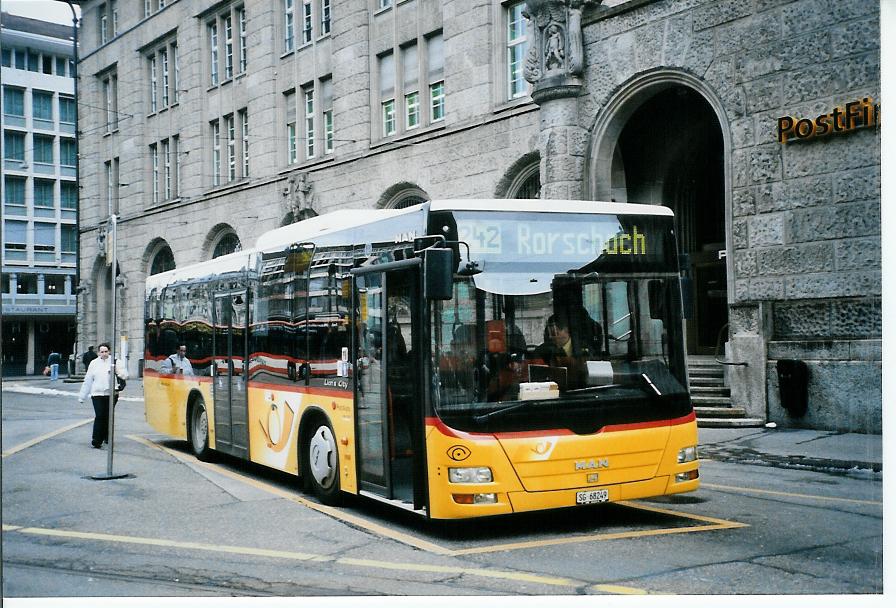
left=106, top=215, right=117, bottom=476
left=91, top=215, right=131, bottom=480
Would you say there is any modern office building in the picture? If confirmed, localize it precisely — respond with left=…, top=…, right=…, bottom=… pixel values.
left=1, top=12, right=79, bottom=376
left=74, top=0, right=880, bottom=432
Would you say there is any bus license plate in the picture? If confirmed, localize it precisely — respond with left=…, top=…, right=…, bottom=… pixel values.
left=576, top=489, right=609, bottom=505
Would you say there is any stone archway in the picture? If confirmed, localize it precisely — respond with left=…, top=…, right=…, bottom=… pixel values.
left=586, top=69, right=732, bottom=354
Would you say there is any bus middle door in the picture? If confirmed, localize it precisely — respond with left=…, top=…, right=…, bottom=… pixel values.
left=213, top=291, right=249, bottom=459
left=353, top=267, right=423, bottom=510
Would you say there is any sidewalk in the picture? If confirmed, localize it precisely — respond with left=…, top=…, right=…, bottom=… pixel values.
left=698, top=426, right=882, bottom=475
left=2, top=375, right=882, bottom=475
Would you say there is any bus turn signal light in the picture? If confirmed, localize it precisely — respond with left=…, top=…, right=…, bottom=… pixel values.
left=452, top=493, right=497, bottom=504
left=675, top=470, right=699, bottom=483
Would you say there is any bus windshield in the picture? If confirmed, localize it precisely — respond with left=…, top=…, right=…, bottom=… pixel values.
left=429, top=211, right=691, bottom=434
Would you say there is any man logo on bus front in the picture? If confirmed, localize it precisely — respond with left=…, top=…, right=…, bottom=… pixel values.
left=575, top=458, right=609, bottom=470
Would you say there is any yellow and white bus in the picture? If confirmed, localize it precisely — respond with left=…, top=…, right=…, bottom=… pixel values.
left=143, top=199, right=699, bottom=519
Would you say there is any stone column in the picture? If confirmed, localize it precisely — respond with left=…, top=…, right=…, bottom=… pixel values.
left=524, top=0, right=598, bottom=200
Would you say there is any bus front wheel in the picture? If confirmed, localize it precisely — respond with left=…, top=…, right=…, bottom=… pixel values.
left=189, top=397, right=212, bottom=461
left=303, top=419, right=341, bottom=505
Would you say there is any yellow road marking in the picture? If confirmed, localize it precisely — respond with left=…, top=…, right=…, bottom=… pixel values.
left=592, top=584, right=649, bottom=595
left=2, top=523, right=578, bottom=589
left=127, top=434, right=746, bottom=579
left=2, top=418, right=93, bottom=458
left=128, top=435, right=455, bottom=556
left=702, top=482, right=883, bottom=506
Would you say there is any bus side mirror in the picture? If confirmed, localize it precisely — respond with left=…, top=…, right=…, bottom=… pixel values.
left=648, top=280, right=665, bottom=319
left=424, top=248, right=453, bottom=300
left=680, top=277, right=694, bottom=320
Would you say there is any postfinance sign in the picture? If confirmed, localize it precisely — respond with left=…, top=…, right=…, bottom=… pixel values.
left=777, top=97, right=880, bottom=144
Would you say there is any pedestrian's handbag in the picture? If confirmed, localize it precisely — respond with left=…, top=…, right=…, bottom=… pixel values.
left=43, top=366, right=50, bottom=376
left=115, top=376, right=127, bottom=392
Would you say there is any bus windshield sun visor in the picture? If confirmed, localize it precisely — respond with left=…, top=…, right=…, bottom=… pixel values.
left=471, top=270, right=556, bottom=295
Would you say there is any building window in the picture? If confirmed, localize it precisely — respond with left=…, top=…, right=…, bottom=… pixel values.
left=284, top=0, right=295, bottom=52
left=212, top=233, right=241, bottom=258
left=171, top=135, right=180, bottom=197
left=33, top=135, right=54, bottom=165
left=3, top=131, right=25, bottom=161
left=3, top=220, right=27, bottom=251
left=149, top=55, right=158, bottom=112
left=34, top=222, right=55, bottom=253
left=111, top=0, right=119, bottom=36
left=211, top=120, right=221, bottom=186
left=402, top=44, right=419, bottom=129
left=5, top=176, right=26, bottom=206
left=226, top=114, right=236, bottom=181
left=61, top=181, right=77, bottom=210
left=34, top=179, right=55, bottom=208
left=378, top=0, right=393, bottom=9
left=209, top=22, right=219, bottom=86
left=224, top=14, right=234, bottom=80
left=100, top=4, right=109, bottom=44
left=321, top=0, right=331, bottom=35
left=507, top=2, right=528, bottom=99
left=304, top=86, right=315, bottom=158
left=285, top=90, right=297, bottom=164
left=150, top=143, right=159, bottom=203
left=33, top=91, right=53, bottom=123
left=322, top=77, right=334, bottom=154
left=302, top=0, right=313, bottom=44
left=377, top=33, right=442, bottom=138
left=382, top=100, right=396, bottom=137
left=209, top=6, right=247, bottom=84
left=238, top=8, right=248, bottom=73
left=428, top=32, right=444, bottom=122
left=406, top=92, right=419, bottom=129
left=160, top=49, right=170, bottom=107
left=379, top=52, right=395, bottom=136
left=102, top=72, right=119, bottom=131
left=61, top=226, right=77, bottom=254
left=148, top=40, right=178, bottom=112
left=3, top=88, right=25, bottom=117
left=161, top=139, right=172, bottom=199
left=59, top=96, right=76, bottom=125
left=150, top=245, right=175, bottom=275
left=239, top=109, right=249, bottom=176
left=60, top=139, right=76, bottom=167
left=172, top=43, right=179, bottom=104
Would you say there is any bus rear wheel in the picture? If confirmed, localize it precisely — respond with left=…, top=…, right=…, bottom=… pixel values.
left=189, top=397, right=211, bottom=461
left=303, top=420, right=341, bottom=505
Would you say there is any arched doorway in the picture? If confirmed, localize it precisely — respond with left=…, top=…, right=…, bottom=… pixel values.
left=589, top=74, right=729, bottom=355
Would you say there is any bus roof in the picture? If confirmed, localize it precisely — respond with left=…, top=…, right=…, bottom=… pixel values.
left=428, top=199, right=674, bottom=216
left=146, top=200, right=673, bottom=292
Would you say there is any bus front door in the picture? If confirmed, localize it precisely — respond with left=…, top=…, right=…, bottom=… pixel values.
left=354, top=269, right=423, bottom=510
left=213, top=291, right=249, bottom=459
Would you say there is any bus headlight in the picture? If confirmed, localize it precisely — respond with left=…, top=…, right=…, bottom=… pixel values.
left=449, top=467, right=493, bottom=483
left=677, top=446, right=698, bottom=464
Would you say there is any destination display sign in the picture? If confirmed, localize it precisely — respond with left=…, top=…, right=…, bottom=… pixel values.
left=457, top=217, right=649, bottom=261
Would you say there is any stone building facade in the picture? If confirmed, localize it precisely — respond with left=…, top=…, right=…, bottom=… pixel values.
left=75, top=0, right=880, bottom=432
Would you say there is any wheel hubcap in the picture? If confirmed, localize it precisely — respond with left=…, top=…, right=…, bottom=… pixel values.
left=193, top=407, right=208, bottom=452
left=309, top=426, right=337, bottom=488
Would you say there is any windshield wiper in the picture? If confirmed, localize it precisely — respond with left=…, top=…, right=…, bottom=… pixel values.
left=472, top=400, right=544, bottom=425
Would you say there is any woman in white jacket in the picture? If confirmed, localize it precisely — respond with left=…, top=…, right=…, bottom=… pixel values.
left=78, top=342, right=128, bottom=449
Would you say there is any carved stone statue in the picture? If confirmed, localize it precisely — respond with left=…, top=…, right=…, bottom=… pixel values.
left=523, top=0, right=598, bottom=100
left=284, top=171, right=317, bottom=220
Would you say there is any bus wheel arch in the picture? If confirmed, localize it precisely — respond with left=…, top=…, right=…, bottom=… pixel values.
left=299, top=409, right=342, bottom=505
left=187, top=391, right=212, bottom=461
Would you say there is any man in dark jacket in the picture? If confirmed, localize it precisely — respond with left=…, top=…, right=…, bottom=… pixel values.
left=82, top=346, right=98, bottom=373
